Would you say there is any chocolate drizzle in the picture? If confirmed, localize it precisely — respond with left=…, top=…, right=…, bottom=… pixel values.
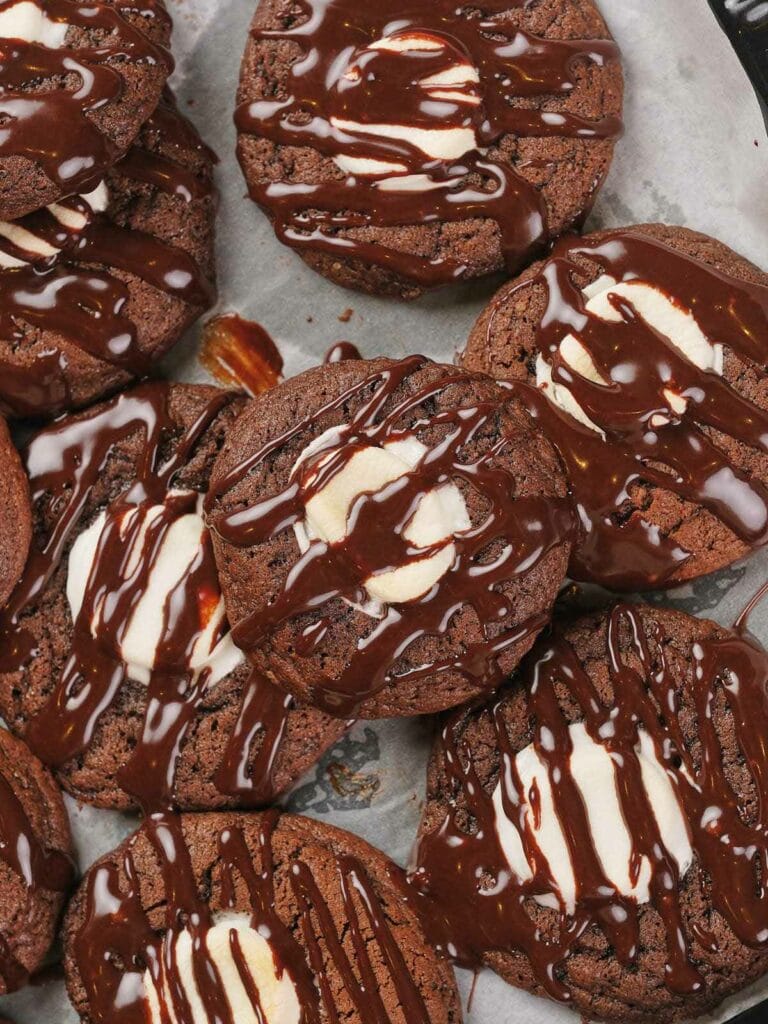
left=0, top=95, right=215, bottom=418
left=74, top=811, right=434, bottom=1024
left=0, top=738, right=74, bottom=991
left=0, top=383, right=300, bottom=813
left=0, top=0, right=173, bottom=202
left=208, top=355, right=572, bottom=717
left=487, top=229, right=768, bottom=590
left=411, top=603, right=768, bottom=1002
left=325, top=341, right=362, bottom=364
left=236, top=0, right=621, bottom=287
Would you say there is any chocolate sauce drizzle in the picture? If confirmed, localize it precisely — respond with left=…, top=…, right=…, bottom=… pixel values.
left=325, top=341, right=362, bottom=364
left=0, top=0, right=173, bottom=201
left=208, top=355, right=572, bottom=717
left=411, top=604, right=768, bottom=1001
left=236, top=0, right=621, bottom=287
left=489, top=229, right=768, bottom=590
left=0, top=95, right=214, bottom=418
left=0, top=745, right=74, bottom=991
left=0, top=383, right=299, bottom=813
left=74, top=811, right=433, bottom=1024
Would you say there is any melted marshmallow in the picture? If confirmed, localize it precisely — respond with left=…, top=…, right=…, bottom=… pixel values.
left=331, top=32, right=480, bottom=190
left=293, top=428, right=470, bottom=613
left=0, top=0, right=69, bottom=46
left=536, top=275, right=725, bottom=433
left=67, top=491, right=243, bottom=686
left=493, top=722, right=694, bottom=914
left=144, top=913, right=301, bottom=1024
left=0, top=182, right=109, bottom=269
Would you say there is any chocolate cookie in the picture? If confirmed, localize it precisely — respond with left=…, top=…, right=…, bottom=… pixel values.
left=235, top=0, right=623, bottom=299
left=0, top=416, right=30, bottom=607
left=207, top=356, right=572, bottom=719
left=0, top=92, right=216, bottom=419
left=0, top=381, right=347, bottom=814
left=0, top=0, right=174, bottom=222
left=0, top=727, right=73, bottom=994
left=413, top=602, right=768, bottom=1023
left=462, top=223, right=768, bottom=591
left=63, top=810, right=461, bottom=1024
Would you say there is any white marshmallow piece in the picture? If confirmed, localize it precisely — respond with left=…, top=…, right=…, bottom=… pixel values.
left=536, top=275, right=725, bottom=434
left=144, top=914, right=301, bottom=1024
left=67, top=491, right=244, bottom=686
left=331, top=32, right=480, bottom=189
left=293, top=430, right=470, bottom=611
left=0, top=0, right=69, bottom=46
left=492, top=722, right=694, bottom=914
left=0, top=180, right=109, bottom=269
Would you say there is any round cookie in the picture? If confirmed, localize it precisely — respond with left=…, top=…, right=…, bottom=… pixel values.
left=206, top=355, right=573, bottom=719
left=0, top=92, right=216, bottom=419
left=462, top=223, right=768, bottom=591
left=413, top=602, right=768, bottom=1024
left=0, top=0, right=174, bottom=222
left=63, top=809, right=461, bottom=1024
left=0, top=727, right=73, bottom=994
left=0, top=416, right=31, bottom=607
left=235, top=0, right=623, bottom=299
left=0, top=381, right=347, bottom=813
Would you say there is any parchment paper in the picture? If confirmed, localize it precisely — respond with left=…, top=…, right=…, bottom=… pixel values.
left=4, top=0, right=768, bottom=1020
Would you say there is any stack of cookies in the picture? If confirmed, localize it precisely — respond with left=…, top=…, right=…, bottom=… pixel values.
left=0, top=2, right=767, bottom=1024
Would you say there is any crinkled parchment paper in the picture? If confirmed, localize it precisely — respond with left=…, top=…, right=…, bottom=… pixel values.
left=4, top=0, right=768, bottom=1020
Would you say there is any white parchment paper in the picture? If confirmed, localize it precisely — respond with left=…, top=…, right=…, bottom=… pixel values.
left=3, top=0, right=768, bottom=1020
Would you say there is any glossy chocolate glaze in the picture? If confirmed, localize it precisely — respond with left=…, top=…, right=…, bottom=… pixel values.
left=487, top=230, right=768, bottom=590
left=325, top=341, right=363, bottom=364
left=199, top=314, right=284, bottom=395
left=236, top=0, right=621, bottom=287
left=208, top=355, right=572, bottom=717
left=73, top=811, right=434, bottom=1024
left=0, top=95, right=215, bottom=419
left=411, top=603, right=768, bottom=1002
left=0, top=0, right=173, bottom=199
left=0, top=753, right=73, bottom=990
left=0, top=383, right=298, bottom=813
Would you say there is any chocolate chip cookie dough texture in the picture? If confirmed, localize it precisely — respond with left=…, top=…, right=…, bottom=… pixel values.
left=207, top=355, right=573, bottom=719
left=0, top=1, right=217, bottom=419
left=414, top=603, right=768, bottom=1023
left=235, top=0, right=623, bottom=298
left=462, top=224, right=768, bottom=591
left=63, top=810, right=461, bottom=1024
left=0, top=382, right=347, bottom=813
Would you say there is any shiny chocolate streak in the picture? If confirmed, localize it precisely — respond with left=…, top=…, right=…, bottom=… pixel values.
left=74, top=810, right=433, bottom=1024
left=208, top=355, right=572, bottom=717
left=0, top=96, right=215, bottom=419
left=236, top=0, right=621, bottom=287
left=325, top=341, right=362, bottom=364
left=0, top=383, right=296, bottom=813
left=0, top=756, right=74, bottom=991
left=0, top=0, right=173, bottom=198
left=487, top=230, right=768, bottom=590
left=411, top=604, right=768, bottom=1000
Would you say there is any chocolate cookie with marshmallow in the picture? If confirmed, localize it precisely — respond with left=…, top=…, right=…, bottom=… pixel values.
left=412, top=602, right=768, bottom=1024
left=462, top=223, right=768, bottom=591
left=0, top=727, right=74, bottom=994
left=0, top=381, right=348, bottom=813
left=235, top=0, right=623, bottom=299
left=206, top=356, right=572, bottom=719
left=0, top=0, right=174, bottom=222
left=0, top=415, right=31, bottom=607
left=63, top=809, right=461, bottom=1024
left=0, top=92, right=216, bottom=419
